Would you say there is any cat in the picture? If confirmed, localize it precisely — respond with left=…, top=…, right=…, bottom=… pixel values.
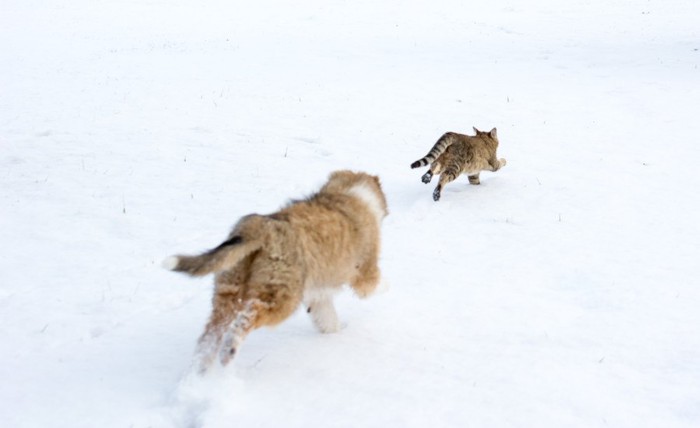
left=410, top=127, right=507, bottom=201
left=163, top=170, right=388, bottom=371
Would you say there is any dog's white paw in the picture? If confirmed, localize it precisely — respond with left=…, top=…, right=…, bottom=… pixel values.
left=319, top=321, right=341, bottom=334
left=218, top=327, right=247, bottom=366
left=309, top=299, right=341, bottom=333
left=162, top=256, right=180, bottom=270
left=314, top=311, right=341, bottom=333
left=374, top=277, right=391, bottom=295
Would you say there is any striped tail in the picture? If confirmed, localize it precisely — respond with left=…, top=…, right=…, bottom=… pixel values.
left=163, top=235, right=263, bottom=277
left=410, top=132, right=457, bottom=169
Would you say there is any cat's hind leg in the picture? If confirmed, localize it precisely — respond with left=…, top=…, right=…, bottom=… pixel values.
left=423, top=162, right=443, bottom=184
left=468, top=173, right=481, bottom=185
left=433, top=184, right=442, bottom=201
left=433, top=166, right=459, bottom=201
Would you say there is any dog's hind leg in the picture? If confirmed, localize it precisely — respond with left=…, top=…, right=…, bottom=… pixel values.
left=217, top=282, right=303, bottom=365
left=195, top=290, right=244, bottom=372
left=218, top=301, right=258, bottom=366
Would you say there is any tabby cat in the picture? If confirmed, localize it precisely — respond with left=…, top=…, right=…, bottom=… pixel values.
left=410, top=127, right=506, bottom=201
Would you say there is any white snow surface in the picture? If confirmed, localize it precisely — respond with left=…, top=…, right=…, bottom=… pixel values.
left=2, top=0, right=699, bottom=427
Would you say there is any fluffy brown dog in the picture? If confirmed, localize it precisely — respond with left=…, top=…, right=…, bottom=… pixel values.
left=163, top=170, right=388, bottom=370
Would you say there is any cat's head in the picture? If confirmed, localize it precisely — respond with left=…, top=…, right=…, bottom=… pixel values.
left=473, top=127, right=498, bottom=141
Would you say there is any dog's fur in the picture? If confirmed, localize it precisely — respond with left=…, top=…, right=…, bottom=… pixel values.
left=410, top=127, right=507, bottom=201
left=164, top=170, right=388, bottom=370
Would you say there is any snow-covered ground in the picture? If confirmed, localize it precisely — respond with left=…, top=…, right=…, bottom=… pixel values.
left=2, top=0, right=699, bottom=427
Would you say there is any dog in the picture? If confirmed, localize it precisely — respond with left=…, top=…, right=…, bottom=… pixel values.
left=163, top=170, right=388, bottom=370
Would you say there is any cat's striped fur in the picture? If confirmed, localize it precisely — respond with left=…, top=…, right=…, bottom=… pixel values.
left=410, top=127, right=506, bottom=201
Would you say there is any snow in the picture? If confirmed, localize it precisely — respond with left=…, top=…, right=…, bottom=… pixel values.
left=1, top=0, right=699, bottom=427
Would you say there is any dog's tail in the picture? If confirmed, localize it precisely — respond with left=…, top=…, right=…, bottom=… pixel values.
left=163, top=235, right=263, bottom=277
left=410, top=132, right=458, bottom=169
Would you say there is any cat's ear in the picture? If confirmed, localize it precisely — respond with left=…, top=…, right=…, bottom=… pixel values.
left=473, top=126, right=480, bottom=134
left=489, top=128, right=497, bottom=138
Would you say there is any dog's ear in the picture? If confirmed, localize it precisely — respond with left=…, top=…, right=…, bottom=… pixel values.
left=329, top=170, right=350, bottom=180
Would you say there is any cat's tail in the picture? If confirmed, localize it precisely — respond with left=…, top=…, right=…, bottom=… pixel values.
left=163, top=216, right=268, bottom=276
left=410, top=132, right=457, bottom=168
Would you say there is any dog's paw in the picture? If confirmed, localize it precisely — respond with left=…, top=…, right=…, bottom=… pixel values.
left=219, top=345, right=237, bottom=366
left=314, top=312, right=341, bottom=333
left=162, top=256, right=180, bottom=270
left=219, top=331, right=243, bottom=366
left=374, top=277, right=391, bottom=295
left=319, top=322, right=341, bottom=334
left=309, top=305, right=341, bottom=333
